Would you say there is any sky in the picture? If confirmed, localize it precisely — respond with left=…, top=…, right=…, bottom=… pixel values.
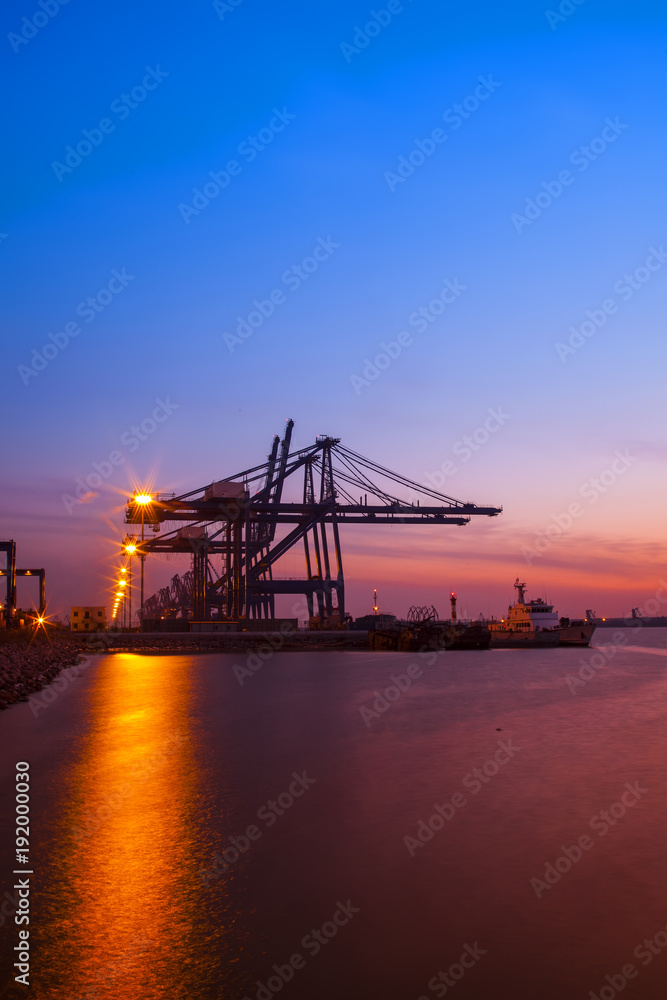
left=2, top=0, right=666, bottom=621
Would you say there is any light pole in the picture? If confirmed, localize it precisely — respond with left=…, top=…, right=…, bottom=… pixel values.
left=116, top=576, right=127, bottom=629
left=118, top=567, right=127, bottom=629
left=132, top=494, right=153, bottom=631
left=115, top=589, right=124, bottom=629
left=123, top=536, right=137, bottom=630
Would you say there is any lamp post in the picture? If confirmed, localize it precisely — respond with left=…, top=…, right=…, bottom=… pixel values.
left=133, top=494, right=153, bottom=631
left=122, top=536, right=137, bottom=630
left=116, top=578, right=126, bottom=630
left=119, top=568, right=127, bottom=629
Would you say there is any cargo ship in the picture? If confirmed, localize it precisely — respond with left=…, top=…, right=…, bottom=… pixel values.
left=488, top=580, right=595, bottom=648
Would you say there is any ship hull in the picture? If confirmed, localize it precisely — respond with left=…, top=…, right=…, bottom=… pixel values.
left=489, top=624, right=596, bottom=648
left=489, top=630, right=560, bottom=649
left=558, top=624, right=596, bottom=646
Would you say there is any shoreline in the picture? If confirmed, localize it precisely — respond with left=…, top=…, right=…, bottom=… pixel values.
left=0, top=630, right=368, bottom=708
left=83, top=631, right=369, bottom=655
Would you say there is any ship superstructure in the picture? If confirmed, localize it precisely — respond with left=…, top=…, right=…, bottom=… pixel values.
left=489, top=579, right=595, bottom=647
left=498, top=580, right=559, bottom=631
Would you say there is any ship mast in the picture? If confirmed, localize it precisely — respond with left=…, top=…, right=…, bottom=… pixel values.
left=514, top=578, right=527, bottom=603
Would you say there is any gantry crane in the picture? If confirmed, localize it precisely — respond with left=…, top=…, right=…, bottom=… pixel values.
left=126, top=421, right=502, bottom=625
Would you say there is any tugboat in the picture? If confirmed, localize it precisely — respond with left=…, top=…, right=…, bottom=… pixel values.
left=488, top=580, right=595, bottom=648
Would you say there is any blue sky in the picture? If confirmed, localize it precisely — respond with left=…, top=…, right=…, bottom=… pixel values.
left=2, top=0, right=666, bottom=618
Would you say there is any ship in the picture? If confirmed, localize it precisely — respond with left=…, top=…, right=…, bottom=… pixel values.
left=487, top=580, right=595, bottom=648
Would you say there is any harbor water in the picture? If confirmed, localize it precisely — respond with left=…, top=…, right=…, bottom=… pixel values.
left=1, top=628, right=667, bottom=999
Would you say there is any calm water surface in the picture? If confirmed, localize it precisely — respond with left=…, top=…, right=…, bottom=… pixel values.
left=1, top=628, right=667, bottom=999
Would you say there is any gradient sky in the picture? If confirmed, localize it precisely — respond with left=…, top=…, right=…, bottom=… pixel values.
left=2, top=0, right=666, bottom=621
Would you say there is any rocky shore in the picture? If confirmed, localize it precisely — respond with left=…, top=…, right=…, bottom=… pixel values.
left=0, top=631, right=87, bottom=711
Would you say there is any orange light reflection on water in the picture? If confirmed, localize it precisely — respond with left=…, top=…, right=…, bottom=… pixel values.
left=46, top=654, right=201, bottom=998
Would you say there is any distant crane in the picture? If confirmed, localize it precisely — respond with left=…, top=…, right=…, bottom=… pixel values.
left=0, top=540, right=46, bottom=626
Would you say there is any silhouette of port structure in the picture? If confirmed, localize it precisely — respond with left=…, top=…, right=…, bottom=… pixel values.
left=0, top=540, right=46, bottom=627
left=126, top=421, right=502, bottom=627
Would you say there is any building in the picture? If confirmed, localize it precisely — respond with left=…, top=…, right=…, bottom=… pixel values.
left=70, top=606, right=107, bottom=632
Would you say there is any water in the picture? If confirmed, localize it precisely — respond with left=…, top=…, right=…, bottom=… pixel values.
left=1, top=629, right=667, bottom=999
